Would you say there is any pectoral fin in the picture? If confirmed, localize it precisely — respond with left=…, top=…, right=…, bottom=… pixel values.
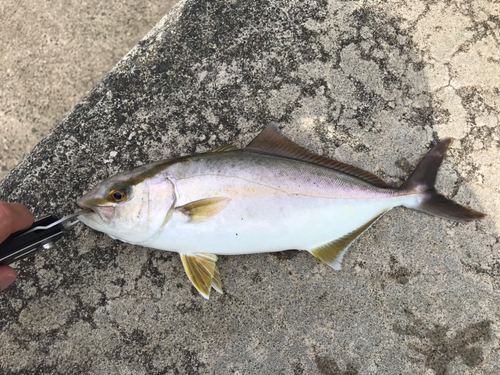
left=180, top=253, right=223, bottom=299
left=177, top=197, right=230, bottom=223
left=311, top=213, right=385, bottom=270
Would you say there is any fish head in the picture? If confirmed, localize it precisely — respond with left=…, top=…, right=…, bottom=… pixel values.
left=77, top=166, right=176, bottom=244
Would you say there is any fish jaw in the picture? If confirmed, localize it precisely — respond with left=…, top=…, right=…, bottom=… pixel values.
left=77, top=196, right=115, bottom=233
left=77, top=210, right=109, bottom=234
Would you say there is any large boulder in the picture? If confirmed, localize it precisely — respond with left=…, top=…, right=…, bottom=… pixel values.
left=1, top=0, right=498, bottom=373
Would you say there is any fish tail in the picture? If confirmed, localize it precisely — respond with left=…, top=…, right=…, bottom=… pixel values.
left=401, top=138, right=486, bottom=222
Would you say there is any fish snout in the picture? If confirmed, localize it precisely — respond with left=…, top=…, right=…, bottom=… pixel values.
left=76, top=193, right=96, bottom=210
left=76, top=189, right=109, bottom=211
left=76, top=196, right=89, bottom=210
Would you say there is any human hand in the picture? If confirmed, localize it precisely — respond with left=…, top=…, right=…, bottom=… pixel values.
left=0, top=201, right=34, bottom=291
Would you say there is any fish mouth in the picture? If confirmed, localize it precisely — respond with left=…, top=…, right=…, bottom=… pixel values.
left=76, top=199, right=100, bottom=222
left=77, top=197, right=116, bottom=224
left=76, top=204, right=98, bottom=221
left=77, top=200, right=95, bottom=214
left=76, top=195, right=106, bottom=212
left=76, top=205, right=103, bottom=228
left=77, top=202, right=90, bottom=210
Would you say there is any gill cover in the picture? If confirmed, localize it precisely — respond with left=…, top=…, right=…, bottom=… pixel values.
left=78, top=171, right=177, bottom=244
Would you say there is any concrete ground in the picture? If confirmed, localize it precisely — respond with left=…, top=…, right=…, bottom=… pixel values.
left=0, top=0, right=178, bottom=181
left=0, top=0, right=499, bottom=374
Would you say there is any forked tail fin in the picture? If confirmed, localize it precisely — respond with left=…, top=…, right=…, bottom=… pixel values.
left=401, top=138, right=486, bottom=222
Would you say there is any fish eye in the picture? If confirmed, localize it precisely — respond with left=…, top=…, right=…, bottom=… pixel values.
left=109, top=187, right=128, bottom=202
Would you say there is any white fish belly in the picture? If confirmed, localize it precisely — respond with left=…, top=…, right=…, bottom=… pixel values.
left=146, top=194, right=418, bottom=255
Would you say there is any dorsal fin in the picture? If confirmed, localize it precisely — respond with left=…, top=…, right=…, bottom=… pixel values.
left=209, top=144, right=239, bottom=153
left=245, top=123, right=389, bottom=188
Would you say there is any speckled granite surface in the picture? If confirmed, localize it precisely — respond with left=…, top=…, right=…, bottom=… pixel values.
left=0, top=0, right=499, bottom=374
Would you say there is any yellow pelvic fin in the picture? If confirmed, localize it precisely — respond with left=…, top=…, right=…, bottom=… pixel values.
left=180, top=253, right=223, bottom=299
left=311, top=213, right=385, bottom=270
left=177, top=197, right=230, bottom=223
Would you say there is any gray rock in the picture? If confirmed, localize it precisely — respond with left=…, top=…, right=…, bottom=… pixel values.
left=1, top=0, right=499, bottom=374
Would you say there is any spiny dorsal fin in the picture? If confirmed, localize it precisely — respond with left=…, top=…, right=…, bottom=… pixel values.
left=311, top=212, right=386, bottom=270
left=209, top=144, right=239, bottom=153
left=245, top=123, right=389, bottom=188
left=177, top=197, right=231, bottom=223
left=180, top=253, right=223, bottom=299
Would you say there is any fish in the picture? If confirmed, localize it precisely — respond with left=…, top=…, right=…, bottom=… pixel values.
left=77, top=123, right=485, bottom=299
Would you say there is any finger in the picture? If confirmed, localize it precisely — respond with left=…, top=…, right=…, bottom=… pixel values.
left=0, top=266, right=17, bottom=291
left=0, top=201, right=34, bottom=243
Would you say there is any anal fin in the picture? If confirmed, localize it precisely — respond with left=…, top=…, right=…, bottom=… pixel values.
left=311, top=213, right=385, bottom=270
left=180, top=253, right=223, bottom=299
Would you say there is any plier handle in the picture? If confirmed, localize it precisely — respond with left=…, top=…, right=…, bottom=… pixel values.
left=0, top=210, right=88, bottom=266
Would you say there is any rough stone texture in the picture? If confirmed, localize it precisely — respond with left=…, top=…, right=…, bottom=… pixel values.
left=0, top=0, right=499, bottom=374
left=0, top=0, right=177, bottom=180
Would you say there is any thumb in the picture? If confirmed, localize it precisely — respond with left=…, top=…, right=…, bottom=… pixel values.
left=0, top=266, right=17, bottom=291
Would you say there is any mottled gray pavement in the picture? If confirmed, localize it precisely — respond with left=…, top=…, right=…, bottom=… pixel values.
left=0, top=0, right=177, bottom=180
left=1, top=0, right=499, bottom=374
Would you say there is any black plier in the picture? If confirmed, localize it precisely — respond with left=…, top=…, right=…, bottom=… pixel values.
left=0, top=210, right=89, bottom=266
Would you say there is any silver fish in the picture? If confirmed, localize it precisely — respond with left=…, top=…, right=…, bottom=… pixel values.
left=77, top=123, right=485, bottom=298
